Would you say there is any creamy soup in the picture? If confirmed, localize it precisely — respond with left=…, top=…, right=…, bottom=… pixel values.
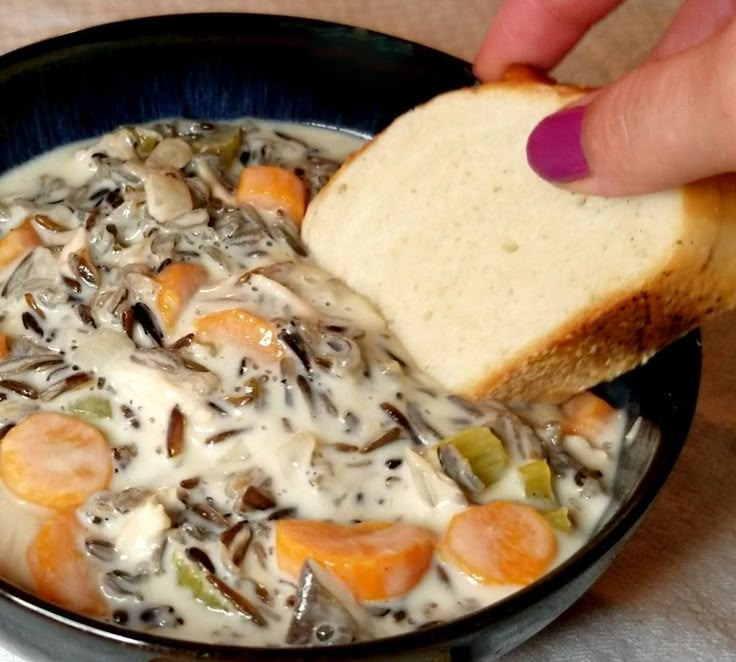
left=0, top=120, right=626, bottom=646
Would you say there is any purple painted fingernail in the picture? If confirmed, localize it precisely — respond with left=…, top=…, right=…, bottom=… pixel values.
left=526, top=105, right=590, bottom=182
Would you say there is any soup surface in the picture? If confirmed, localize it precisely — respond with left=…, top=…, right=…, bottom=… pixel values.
left=0, top=120, right=625, bottom=646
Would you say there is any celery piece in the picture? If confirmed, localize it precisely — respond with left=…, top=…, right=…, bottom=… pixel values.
left=132, top=128, right=159, bottom=157
left=544, top=507, right=573, bottom=533
left=67, top=395, right=112, bottom=419
left=519, top=459, right=555, bottom=500
left=173, top=550, right=231, bottom=613
left=191, top=126, right=242, bottom=165
left=439, top=427, right=509, bottom=487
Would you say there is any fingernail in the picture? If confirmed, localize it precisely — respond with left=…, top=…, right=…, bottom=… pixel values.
left=526, top=105, right=590, bottom=182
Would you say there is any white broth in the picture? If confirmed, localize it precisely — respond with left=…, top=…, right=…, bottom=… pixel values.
left=0, top=120, right=625, bottom=646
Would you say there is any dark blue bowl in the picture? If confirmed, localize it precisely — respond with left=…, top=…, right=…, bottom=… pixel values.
left=0, top=13, right=700, bottom=661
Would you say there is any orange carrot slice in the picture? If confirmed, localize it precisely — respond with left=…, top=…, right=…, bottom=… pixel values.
left=0, top=220, right=41, bottom=269
left=275, top=520, right=435, bottom=601
left=27, top=508, right=107, bottom=617
left=193, top=308, right=283, bottom=362
left=236, top=165, right=307, bottom=224
left=560, top=392, right=617, bottom=443
left=439, top=501, right=557, bottom=586
left=155, top=262, right=208, bottom=331
left=0, top=333, right=9, bottom=359
left=0, top=412, right=112, bottom=510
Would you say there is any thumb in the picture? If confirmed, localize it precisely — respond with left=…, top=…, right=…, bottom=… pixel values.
left=526, top=20, right=736, bottom=196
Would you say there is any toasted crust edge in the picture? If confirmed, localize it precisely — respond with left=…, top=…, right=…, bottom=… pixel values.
left=470, top=175, right=736, bottom=403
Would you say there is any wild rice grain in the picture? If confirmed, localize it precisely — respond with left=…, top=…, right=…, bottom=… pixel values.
left=132, top=303, right=163, bottom=346
left=170, top=333, right=194, bottom=350
left=380, top=403, right=422, bottom=445
left=220, top=521, right=252, bottom=566
left=121, top=307, right=134, bottom=339
left=192, top=502, right=229, bottom=528
left=205, top=575, right=267, bottom=626
left=21, top=312, right=43, bottom=337
left=76, top=303, right=97, bottom=328
left=166, top=406, right=185, bottom=458
left=85, top=538, right=116, bottom=562
left=361, top=426, right=402, bottom=453
left=0, top=379, right=38, bottom=400
left=240, top=485, right=276, bottom=510
left=24, top=293, right=45, bottom=320
left=69, top=253, right=99, bottom=289
left=277, top=327, right=310, bottom=372
left=185, top=546, right=216, bottom=574
left=32, top=214, right=69, bottom=232
left=205, top=429, right=243, bottom=445
left=62, top=276, right=82, bottom=293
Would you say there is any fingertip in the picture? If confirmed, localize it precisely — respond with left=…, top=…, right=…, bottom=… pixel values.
left=473, top=30, right=508, bottom=81
left=473, top=0, right=623, bottom=82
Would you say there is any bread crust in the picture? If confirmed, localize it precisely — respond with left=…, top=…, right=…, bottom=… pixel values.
left=472, top=175, right=736, bottom=403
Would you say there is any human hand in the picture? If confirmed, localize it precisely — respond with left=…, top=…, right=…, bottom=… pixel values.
left=474, top=0, right=736, bottom=195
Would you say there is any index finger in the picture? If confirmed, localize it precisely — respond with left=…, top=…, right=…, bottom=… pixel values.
left=650, top=0, right=736, bottom=59
left=473, top=0, right=624, bottom=81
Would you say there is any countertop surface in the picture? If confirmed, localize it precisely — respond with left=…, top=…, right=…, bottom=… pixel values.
left=0, top=1, right=734, bottom=660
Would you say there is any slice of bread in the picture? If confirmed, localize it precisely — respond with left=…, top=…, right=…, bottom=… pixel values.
left=302, top=80, right=736, bottom=403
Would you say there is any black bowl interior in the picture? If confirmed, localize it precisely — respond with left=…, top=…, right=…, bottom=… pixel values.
left=0, top=13, right=700, bottom=662
left=0, top=13, right=476, bottom=168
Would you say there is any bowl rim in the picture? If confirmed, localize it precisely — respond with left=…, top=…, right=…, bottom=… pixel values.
left=0, top=12, right=701, bottom=659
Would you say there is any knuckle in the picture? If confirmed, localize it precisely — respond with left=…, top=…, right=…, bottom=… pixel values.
left=584, top=79, right=645, bottom=181
left=530, top=0, right=616, bottom=29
